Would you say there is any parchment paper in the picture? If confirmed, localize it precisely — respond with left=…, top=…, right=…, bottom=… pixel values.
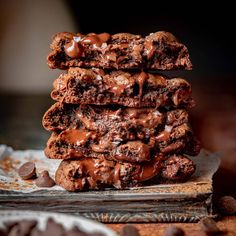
left=0, top=145, right=221, bottom=193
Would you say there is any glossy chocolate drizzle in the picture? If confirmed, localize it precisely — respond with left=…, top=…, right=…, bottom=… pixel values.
left=57, top=154, right=165, bottom=190
left=64, top=33, right=111, bottom=58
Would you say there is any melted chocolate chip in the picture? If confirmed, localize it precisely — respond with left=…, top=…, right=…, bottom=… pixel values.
left=137, top=156, right=164, bottom=182
left=136, top=71, right=148, bottom=97
left=35, top=170, right=55, bottom=187
left=18, top=162, right=36, bottom=180
left=81, top=33, right=110, bottom=47
left=60, top=129, right=92, bottom=146
left=64, top=39, right=83, bottom=59
left=104, top=73, right=135, bottom=96
left=144, top=40, right=155, bottom=59
left=156, top=130, right=170, bottom=142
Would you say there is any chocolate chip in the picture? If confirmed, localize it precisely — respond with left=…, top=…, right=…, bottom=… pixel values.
left=164, top=226, right=185, bottom=236
left=217, top=196, right=236, bottom=215
left=121, top=225, right=140, bottom=236
left=200, top=217, right=222, bottom=235
left=18, top=162, right=36, bottom=180
left=35, top=170, right=55, bottom=187
left=64, top=40, right=83, bottom=59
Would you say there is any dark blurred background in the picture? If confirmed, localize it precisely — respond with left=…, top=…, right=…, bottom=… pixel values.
left=0, top=1, right=235, bottom=196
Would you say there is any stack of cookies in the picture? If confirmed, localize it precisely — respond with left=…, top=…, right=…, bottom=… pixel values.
left=43, top=31, right=200, bottom=191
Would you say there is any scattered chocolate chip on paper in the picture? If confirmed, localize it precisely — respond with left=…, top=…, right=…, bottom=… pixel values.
left=18, top=162, right=36, bottom=180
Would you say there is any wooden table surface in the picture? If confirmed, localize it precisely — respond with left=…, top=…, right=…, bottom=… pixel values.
left=107, top=216, right=236, bottom=235
left=0, top=81, right=235, bottom=235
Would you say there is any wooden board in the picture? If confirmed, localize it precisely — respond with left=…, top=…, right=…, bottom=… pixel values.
left=0, top=146, right=220, bottom=223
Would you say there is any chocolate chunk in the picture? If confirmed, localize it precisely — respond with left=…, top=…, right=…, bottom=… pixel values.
left=217, top=196, right=236, bottom=215
left=18, top=162, right=36, bottom=180
left=164, top=226, right=185, bottom=236
left=49, top=68, right=194, bottom=108
left=200, top=217, right=222, bottom=235
left=35, top=170, right=55, bottom=187
left=121, top=225, right=140, bottom=236
left=47, top=31, right=192, bottom=70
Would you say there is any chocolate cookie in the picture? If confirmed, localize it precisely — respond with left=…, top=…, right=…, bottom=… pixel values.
left=55, top=154, right=195, bottom=191
left=44, top=122, right=200, bottom=163
left=47, top=31, right=192, bottom=70
left=42, top=102, right=189, bottom=134
left=50, top=68, right=194, bottom=108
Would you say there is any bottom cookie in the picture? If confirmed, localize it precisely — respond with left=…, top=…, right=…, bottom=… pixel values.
left=55, top=155, right=195, bottom=191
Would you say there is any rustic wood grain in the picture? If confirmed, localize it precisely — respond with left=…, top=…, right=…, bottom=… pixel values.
left=0, top=187, right=214, bottom=223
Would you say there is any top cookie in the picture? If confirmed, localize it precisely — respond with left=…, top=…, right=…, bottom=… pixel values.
left=47, top=31, right=192, bottom=70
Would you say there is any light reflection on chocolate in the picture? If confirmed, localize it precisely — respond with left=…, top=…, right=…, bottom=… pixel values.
left=156, top=131, right=170, bottom=142
left=137, top=155, right=165, bottom=182
left=136, top=71, right=148, bottom=97
left=64, top=39, right=83, bottom=58
left=91, top=136, right=110, bottom=153
left=57, top=155, right=165, bottom=190
left=81, top=33, right=110, bottom=47
left=156, top=125, right=172, bottom=142
left=173, top=89, right=190, bottom=106
left=64, top=33, right=110, bottom=58
left=59, top=129, right=92, bottom=146
left=125, top=108, right=163, bottom=128
left=104, top=73, right=135, bottom=96
left=144, top=40, right=155, bottom=59
left=115, top=141, right=150, bottom=162
left=76, top=112, right=97, bottom=130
